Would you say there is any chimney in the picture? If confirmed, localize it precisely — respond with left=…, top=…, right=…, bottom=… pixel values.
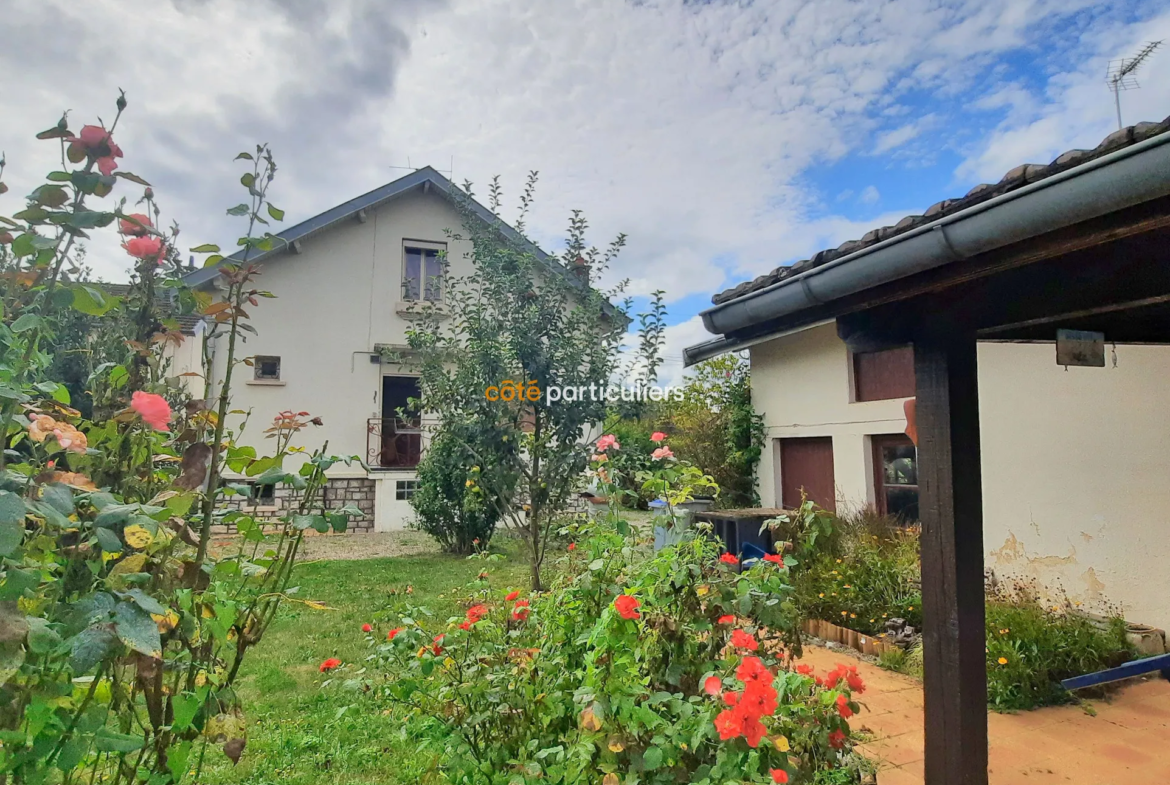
left=569, top=255, right=590, bottom=284
left=187, top=255, right=196, bottom=271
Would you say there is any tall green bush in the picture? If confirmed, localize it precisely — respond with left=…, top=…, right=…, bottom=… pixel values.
left=410, top=429, right=499, bottom=553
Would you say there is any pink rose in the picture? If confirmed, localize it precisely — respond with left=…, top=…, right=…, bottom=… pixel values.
left=66, top=125, right=123, bottom=176
left=651, top=446, right=674, bottom=460
left=119, top=213, right=152, bottom=237
left=124, top=236, right=166, bottom=262
left=650, top=431, right=667, bottom=442
left=131, top=391, right=172, bottom=431
left=595, top=434, right=620, bottom=452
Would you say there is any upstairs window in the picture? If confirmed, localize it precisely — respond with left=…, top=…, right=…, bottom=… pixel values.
left=254, top=355, right=281, bottom=381
left=403, top=244, right=444, bottom=302
left=852, top=346, right=915, bottom=402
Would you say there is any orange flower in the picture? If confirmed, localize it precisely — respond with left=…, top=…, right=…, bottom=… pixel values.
left=319, top=658, right=341, bottom=672
left=704, top=676, right=722, bottom=695
left=717, top=614, right=735, bottom=625
left=505, top=590, right=520, bottom=602
left=771, top=770, right=790, bottom=784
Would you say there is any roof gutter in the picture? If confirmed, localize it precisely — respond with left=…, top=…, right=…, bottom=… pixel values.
left=699, top=131, right=1170, bottom=343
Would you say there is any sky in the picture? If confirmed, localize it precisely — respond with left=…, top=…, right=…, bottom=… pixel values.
left=3, top=0, right=1169, bottom=383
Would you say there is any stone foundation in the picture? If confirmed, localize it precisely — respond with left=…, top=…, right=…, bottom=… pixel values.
left=211, top=477, right=376, bottom=535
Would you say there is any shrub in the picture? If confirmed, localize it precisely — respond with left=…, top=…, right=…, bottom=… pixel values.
left=985, top=584, right=1132, bottom=710
left=347, top=521, right=866, bottom=784
left=787, top=507, right=922, bottom=636
left=410, top=429, right=499, bottom=553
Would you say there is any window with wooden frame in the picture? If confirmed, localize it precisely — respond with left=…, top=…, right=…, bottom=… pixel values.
left=852, top=345, right=915, bottom=401
left=402, top=243, right=445, bottom=302
left=254, top=355, right=281, bottom=381
left=872, top=434, right=919, bottom=522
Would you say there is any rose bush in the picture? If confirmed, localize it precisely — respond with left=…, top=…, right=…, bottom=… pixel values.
left=344, top=513, right=865, bottom=784
left=0, top=98, right=360, bottom=783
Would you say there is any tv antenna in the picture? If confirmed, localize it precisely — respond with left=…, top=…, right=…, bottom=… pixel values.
left=1107, top=41, right=1162, bottom=130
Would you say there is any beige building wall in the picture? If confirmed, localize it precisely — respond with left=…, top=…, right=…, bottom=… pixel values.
left=205, top=188, right=476, bottom=531
left=749, top=322, right=1170, bottom=631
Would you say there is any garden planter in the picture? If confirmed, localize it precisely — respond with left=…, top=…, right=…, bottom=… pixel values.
left=1125, top=623, right=1167, bottom=656
left=802, top=618, right=900, bottom=657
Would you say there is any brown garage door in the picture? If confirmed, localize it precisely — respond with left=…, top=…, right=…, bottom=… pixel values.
left=778, top=437, right=836, bottom=511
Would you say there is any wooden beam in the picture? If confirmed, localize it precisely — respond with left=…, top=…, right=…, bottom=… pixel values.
left=914, top=324, right=988, bottom=785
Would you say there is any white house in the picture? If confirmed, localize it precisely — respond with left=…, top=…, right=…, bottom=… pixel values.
left=181, top=167, right=613, bottom=533
left=686, top=120, right=1170, bottom=634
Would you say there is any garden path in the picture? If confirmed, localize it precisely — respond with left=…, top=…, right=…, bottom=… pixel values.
left=797, top=645, right=1170, bottom=784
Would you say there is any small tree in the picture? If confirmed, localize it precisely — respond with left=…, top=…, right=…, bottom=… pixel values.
left=410, top=426, right=499, bottom=554
left=407, top=174, right=627, bottom=589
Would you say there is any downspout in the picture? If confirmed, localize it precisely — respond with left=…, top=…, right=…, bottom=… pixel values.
left=701, top=131, right=1170, bottom=338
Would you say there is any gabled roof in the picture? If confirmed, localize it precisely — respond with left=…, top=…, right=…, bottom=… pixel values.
left=182, top=166, right=622, bottom=318
left=711, top=118, right=1170, bottom=306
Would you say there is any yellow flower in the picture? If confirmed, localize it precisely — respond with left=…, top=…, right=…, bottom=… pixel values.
left=999, top=628, right=1009, bottom=635
left=997, top=657, right=1008, bottom=665
left=841, top=611, right=847, bottom=616
left=836, top=559, right=842, bottom=564
left=818, top=593, right=825, bottom=598
left=774, top=735, right=791, bottom=752
left=907, top=606, right=914, bottom=611
left=849, top=613, right=857, bottom=619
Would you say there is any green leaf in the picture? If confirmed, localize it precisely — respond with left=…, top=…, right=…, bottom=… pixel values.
left=113, top=171, right=151, bottom=187
left=235, top=152, right=254, bottom=161
left=31, top=184, right=69, bottom=208
left=190, top=243, right=221, bottom=253
left=36, top=126, right=71, bottom=140
left=171, top=693, right=200, bottom=732
left=69, top=625, right=119, bottom=673
left=0, top=568, right=38, bottom=601
left=56, top=738, right=85, bottom=771
left=240, top=172, right=256, bottom=189
left=0, top=490, right=25, bottom=557
left=328, top=514, right=348, bottom=534
left=203, top=254, right=225, bottom=268
left=108, top=365, right=129, bottom=389
left=13, top=206, right=50, bottom=223
left=70, top=284, right=116, bottom=316
left=121, top=588, right=167, bottom=616
left=10, top=313, right=43, bottom=333
left=67, top=211, right=115, bottom=230
left=41, top=483, right=75, bottom=515
left=292, top=514, right=328, bottom=533
left=46, top=171, right=72, bottom=182
left=10, top=233, right=37, bottom=258
left=94, top=503, right=136, bottom=528
left=266, top=204, right=284, bottom=221
left=113, top=601, right=161, bottom=658
left=26, top=617, right=62, bottom=654
left=94, top=728, right=147, bottom=754
left=94, top=527, right=123, bottom=554
left=643, top=746, right=663, bottom=770
left=226, top=204, right=249, bottom=217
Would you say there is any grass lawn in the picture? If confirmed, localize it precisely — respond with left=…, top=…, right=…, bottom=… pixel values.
left=202, top=537, right=534, bottom=785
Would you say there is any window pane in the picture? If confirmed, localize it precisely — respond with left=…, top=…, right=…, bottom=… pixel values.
left=882, top=444, right=917, bottom=485
left=424, top=250, right=441, bottom=301
left=403, top=249, right=422, bottom=300
left=885, top=486, right=919, bottom=521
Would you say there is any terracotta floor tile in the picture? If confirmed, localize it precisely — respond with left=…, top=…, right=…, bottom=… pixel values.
left=794, top=644, right=1170, bottom=785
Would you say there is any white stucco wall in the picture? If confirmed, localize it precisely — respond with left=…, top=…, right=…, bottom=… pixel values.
left=204, top=188, right=477, bottom=531
left=749, top=322, right=1170, bottom=631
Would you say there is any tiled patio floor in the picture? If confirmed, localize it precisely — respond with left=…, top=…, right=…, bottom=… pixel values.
left=797, top=645, right=1170, bottom=784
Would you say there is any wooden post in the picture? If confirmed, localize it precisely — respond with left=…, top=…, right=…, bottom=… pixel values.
left=914, top=328, right=988, bottom=785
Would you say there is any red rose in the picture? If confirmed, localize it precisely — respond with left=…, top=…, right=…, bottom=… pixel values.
left=836, top=693, right=854, bottom=719
left=119, top=213, right=152, bottom=236
left=714, top=708, right=742, bottom=740
left=432, top=634, right=445, bottom=655
left=319, top=658, right=341, bottom=672
left=512, top=599, right=530, bottom=621
left=459, top=621, right=471, bottom=631
left=704, top=676, right=722, bottom=695
left=735, top=656, right=772, bottom=687
left=730, top=629, right=759, bottom=651
left=763, top=553, right=785, bottom=566
left=719, top=553, right=738, bottom=565
left=387, top=627, right=403, bottom=641
left=361, top=623, right=372, bottom=633
left=466, top=604, right=488, bottom=624
left=505, top=590, right=520, bottom=602
left=771, top=769, right=790, bottom=783
left=828, top=729, right=847, bottom=749
left=124, top=236, right=166, bottom=261
left=795, top=663, right=814, bottom=675
left=66, top=125, right=123, bottom=176
left=613, top=595, right=640, bottom=620
left=568, top=542, right=576, bottom=551
left=650, top=431, right=667, bottom=442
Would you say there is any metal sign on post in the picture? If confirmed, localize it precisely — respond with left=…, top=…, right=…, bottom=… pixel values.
left=1056, top=329, right=1105, bottom=368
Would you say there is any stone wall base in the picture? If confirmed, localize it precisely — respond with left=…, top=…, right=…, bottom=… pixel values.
left=212, top=477, right=376, bottom=535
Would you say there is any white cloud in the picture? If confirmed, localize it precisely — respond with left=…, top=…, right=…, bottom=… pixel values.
left=0, top=0, right=1157, bottom=318
left=859, top=185, right=882, bottom=205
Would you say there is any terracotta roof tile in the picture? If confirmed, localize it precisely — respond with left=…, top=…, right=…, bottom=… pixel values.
left=711, top=117, right=1170, bottom=305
